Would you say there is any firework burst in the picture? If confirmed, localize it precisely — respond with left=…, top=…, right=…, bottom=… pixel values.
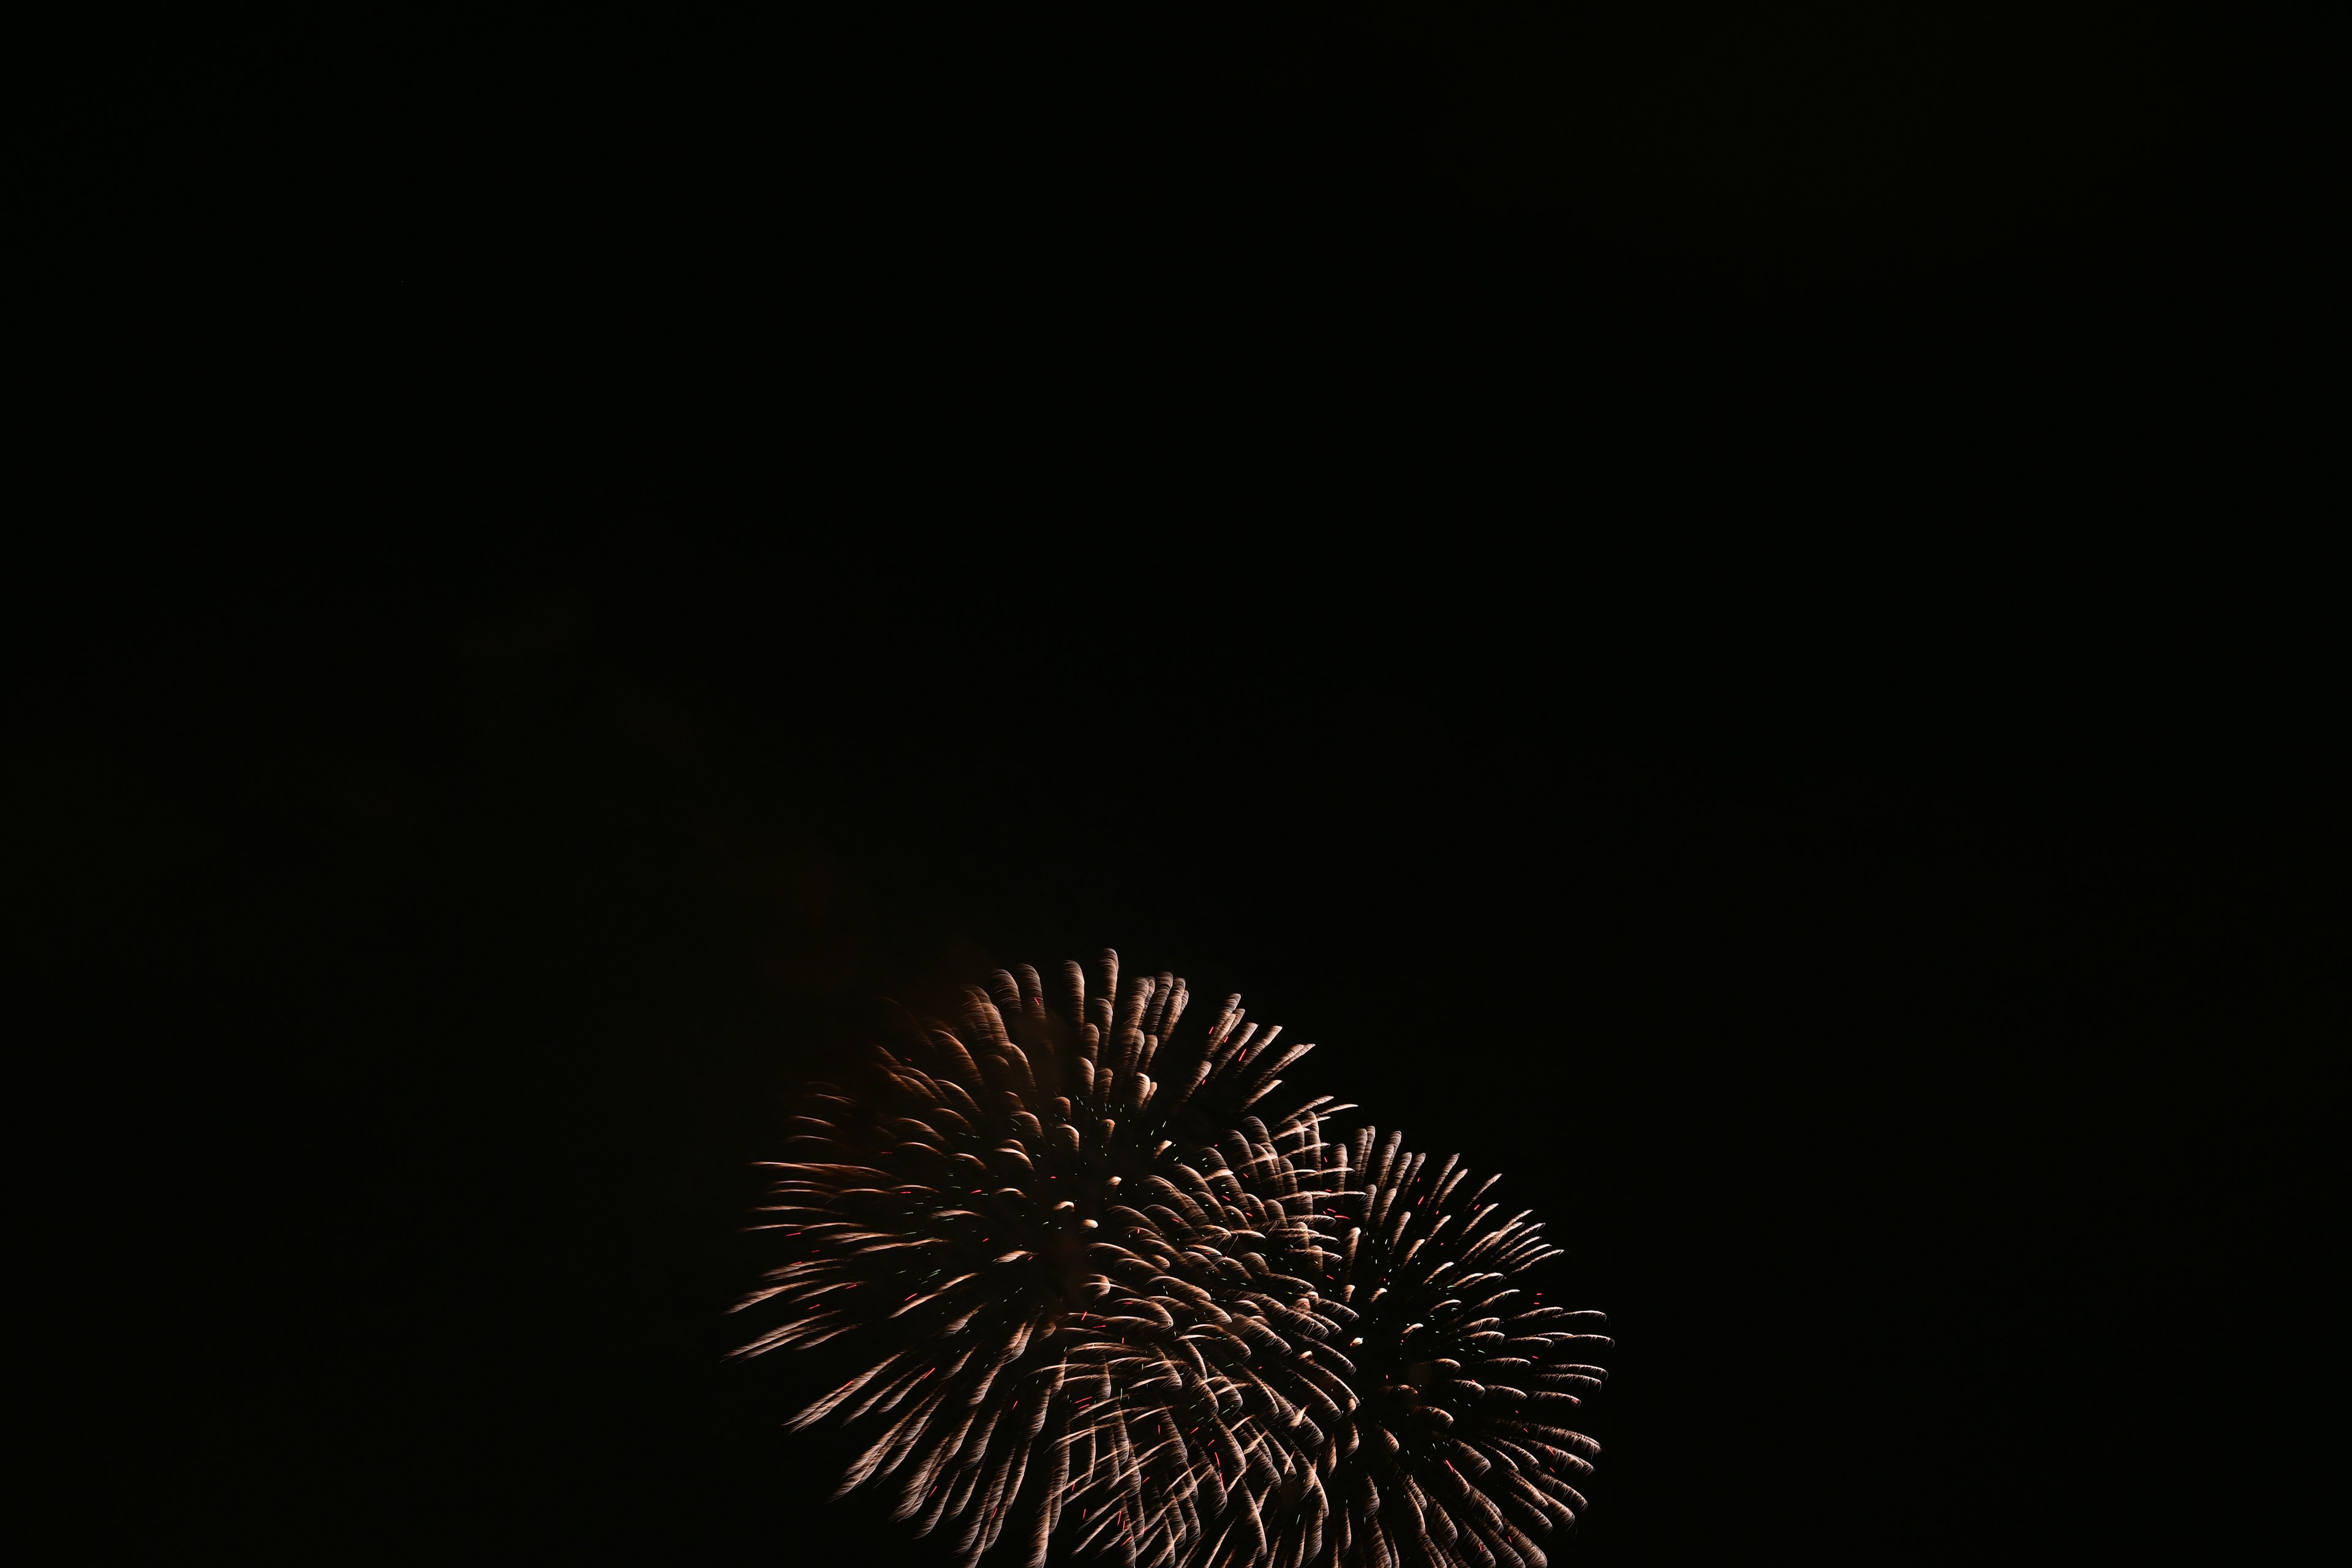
left=737, top=951, right=1607, bottom=1567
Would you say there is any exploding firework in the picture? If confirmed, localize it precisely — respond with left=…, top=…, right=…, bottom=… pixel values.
left=737, top=951, right=1607, bottom=1567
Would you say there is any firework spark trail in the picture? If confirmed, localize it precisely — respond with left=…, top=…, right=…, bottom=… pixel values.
left=738, top=951, right=1607, bottom=1566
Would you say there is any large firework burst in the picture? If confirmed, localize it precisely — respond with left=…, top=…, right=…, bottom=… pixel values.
left=736, top=951, right=1607, bottom=1567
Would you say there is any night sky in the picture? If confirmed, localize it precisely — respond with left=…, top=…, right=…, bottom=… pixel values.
left=13, top=6, right=2342, bottom=1566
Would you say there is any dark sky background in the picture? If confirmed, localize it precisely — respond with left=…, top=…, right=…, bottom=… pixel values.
left=11, top=5, right=2343, bottom=1566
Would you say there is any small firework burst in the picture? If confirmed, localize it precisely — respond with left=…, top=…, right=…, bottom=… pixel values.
left=737, top=951, right=1606, bottom=1567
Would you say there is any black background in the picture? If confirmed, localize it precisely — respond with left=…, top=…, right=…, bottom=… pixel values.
left=11, top=5, right=2343, bottom=1566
